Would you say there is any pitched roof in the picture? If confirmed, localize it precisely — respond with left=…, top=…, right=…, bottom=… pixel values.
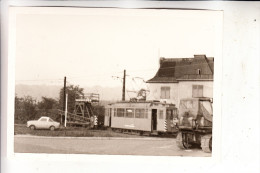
left=147, top=55, right=214, bottom=83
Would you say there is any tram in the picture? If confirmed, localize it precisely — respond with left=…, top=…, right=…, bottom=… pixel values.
left=104, top=101, right=178, bottom=135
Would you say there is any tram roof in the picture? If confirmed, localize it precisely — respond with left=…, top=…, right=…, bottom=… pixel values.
left=106, top=100, right=176, bottom=107
left=180, top=97, right=212, bottom=101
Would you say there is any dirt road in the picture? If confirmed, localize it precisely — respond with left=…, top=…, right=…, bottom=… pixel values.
left=14, top=135, right=211, bottom=156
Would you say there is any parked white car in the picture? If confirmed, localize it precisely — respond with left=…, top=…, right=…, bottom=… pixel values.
left=27, top=116, right=60, bottom=131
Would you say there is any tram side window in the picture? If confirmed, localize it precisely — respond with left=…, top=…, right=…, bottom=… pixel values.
left=159, top=110, right=164, bottom=119
left=113, top=108, right=117, bottom=117
left=144, top=109, right=148, bottom=119
left=116, top=108, right=125, bottom=117
left=135, top=109, right=143, bottom=118
left=126, top=108, right=134, bottom=118
left=135, top=109, right=148, bottom=119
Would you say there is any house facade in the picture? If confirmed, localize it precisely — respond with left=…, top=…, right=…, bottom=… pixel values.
left=146, top=55, right=214, bottom=107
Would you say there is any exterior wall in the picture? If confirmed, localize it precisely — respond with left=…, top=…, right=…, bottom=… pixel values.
left=109, top=103, right=152, bottom=131
left=147, top=81, right=213, bottom=108
left=146, top=83, right=179, bottom=105
left=111, top=109, right=151, bottom=131
left=178, top=81, right=213, bottom=106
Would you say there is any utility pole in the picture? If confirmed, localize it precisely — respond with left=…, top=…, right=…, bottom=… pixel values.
left=122, top=70, right=126, bottom=101
left=63, top=76, right=66, bottom=111
left=65, top=93, right=68, bottom=127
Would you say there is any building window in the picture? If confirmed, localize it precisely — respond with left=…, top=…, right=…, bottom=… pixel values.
left=197, top=69, right=201, bottom=75
left=161, top=87, right=170, bottom=99
left=192, top=85, right=203, bottom=97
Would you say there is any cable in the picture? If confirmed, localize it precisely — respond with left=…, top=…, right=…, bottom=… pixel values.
left=16, top=61, right=213, bottom=86
left=126, top=62, right=213, bottom=73
left=16, top=61, right=213, bottom=82
left=67, top=70, right=124, bottom=79
left=16, top=78, right=64, bottom=82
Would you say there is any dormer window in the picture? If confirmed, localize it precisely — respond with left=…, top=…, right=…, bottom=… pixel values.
left=197, top=69, right=201, bottom=75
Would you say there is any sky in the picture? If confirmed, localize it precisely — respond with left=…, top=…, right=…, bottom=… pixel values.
left=13, top=7, right=219, bottom=89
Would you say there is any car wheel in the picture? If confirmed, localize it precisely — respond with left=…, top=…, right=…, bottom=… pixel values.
left=50, top=126, right=55, bottom=131
left=29, top=125, right=36, bottom=130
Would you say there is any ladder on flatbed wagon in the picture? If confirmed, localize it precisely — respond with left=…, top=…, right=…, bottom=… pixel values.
left=57, top=109, right=92, bottom=127
left=41, top=93, right=99, bottom=128
left=61, top=93, right=99, bottom=127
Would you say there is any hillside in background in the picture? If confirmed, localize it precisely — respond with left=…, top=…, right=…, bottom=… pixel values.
left=15, top=84, right=61, bottom=100
left=15, top=84, right=123, bottom=101
left=84, top=86, right=122, bottom=101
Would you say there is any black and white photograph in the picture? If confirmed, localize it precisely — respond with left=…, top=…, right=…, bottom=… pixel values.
left=1, top=1, right=259, bottom=173
left=11, top=7, right=220, bottom=156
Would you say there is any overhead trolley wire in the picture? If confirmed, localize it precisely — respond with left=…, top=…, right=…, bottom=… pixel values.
left=16, top=62, right=213, bottom=83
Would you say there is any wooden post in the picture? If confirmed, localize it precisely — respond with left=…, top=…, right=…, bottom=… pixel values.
left=63, top=76, right=66, bottom=111
left=65, top=94, right=68, bottom=127
left=122, top=70, right=126, bottom=101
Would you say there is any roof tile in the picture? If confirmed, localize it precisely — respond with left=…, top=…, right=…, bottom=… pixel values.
left=147, top=55, right=214, bottom=83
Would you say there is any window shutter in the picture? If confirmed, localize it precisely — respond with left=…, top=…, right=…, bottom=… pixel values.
left=166, top=88, right=170, bottom=99
left=198, top=85, right=203, bottom=97
left=161, top=87, right=170, bottom=99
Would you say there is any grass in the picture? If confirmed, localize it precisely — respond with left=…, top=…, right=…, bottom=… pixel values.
left=14, top=124, right=143, bottom=138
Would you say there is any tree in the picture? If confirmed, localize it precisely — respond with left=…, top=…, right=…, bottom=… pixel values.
left=59, top=85, right=84, bottom=113
left=14, top=95, right=37, bottom=123
left=36, top=97, right=59, bottom=121
left=15, top=95, right=23, bottom=123
left=38, top=97, right=58, bottom=110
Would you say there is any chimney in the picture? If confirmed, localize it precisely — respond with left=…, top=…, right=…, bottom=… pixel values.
left=194, top=54, right=206, bottom=59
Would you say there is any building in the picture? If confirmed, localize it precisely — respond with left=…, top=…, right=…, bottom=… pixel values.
left=146, top=55, right=214, bottom=107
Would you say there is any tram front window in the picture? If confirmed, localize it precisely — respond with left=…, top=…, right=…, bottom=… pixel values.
left=166, top=109, right=173, bottom=120
left=166, top=109, right=178, bottom=120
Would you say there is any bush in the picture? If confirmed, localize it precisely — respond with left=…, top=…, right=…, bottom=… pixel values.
left=15, top=95, right=37, bottom=123
left=14, top=95, right=60, bottom=124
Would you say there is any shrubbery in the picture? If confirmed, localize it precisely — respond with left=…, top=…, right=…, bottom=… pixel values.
left=14, top=85, right=106, bottom=125
left=14, top=95, right=59, bottom=124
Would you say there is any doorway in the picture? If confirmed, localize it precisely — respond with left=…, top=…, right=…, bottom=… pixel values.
left=152, top=109, right=157, bottom=131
